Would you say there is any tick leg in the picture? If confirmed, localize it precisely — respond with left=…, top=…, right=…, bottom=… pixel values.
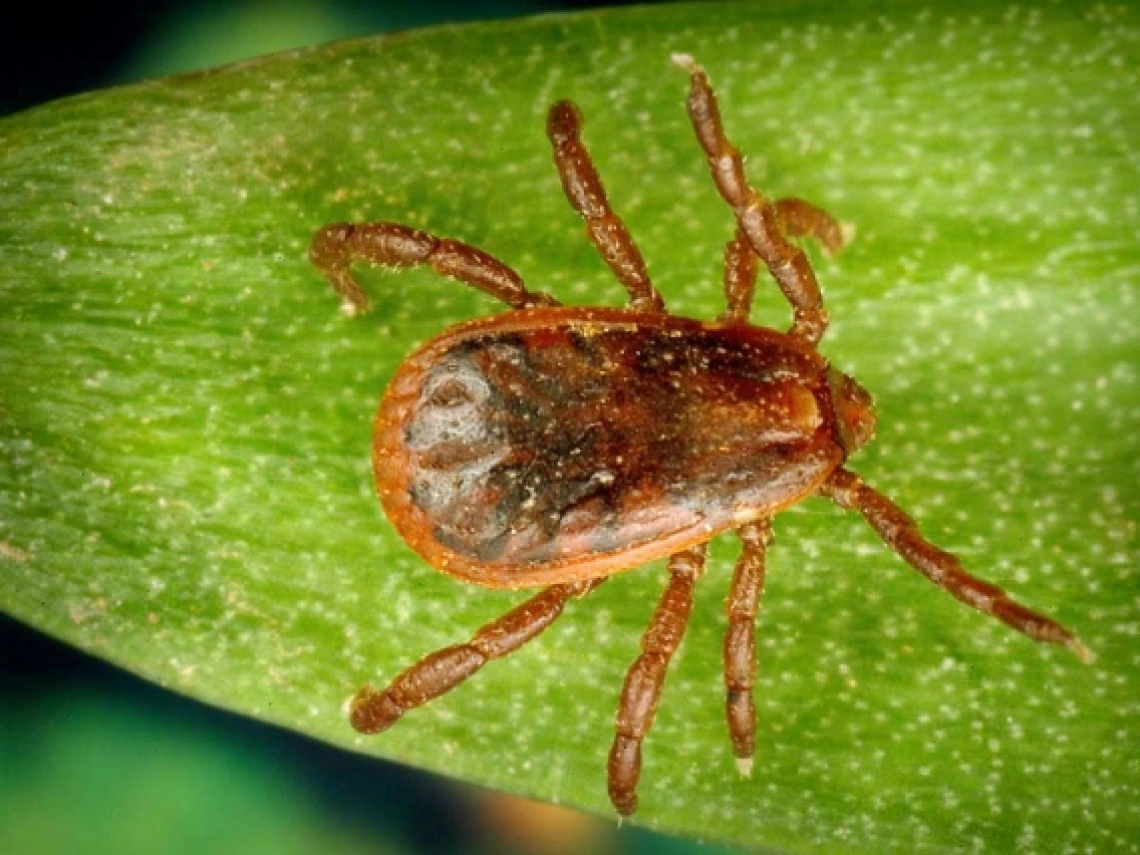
left=819, top=468, right=1092, bottom=662
left=674, top=53, right=829, bottom=345
left=350, top=579, right=601, bottom=735
left=721, top=228, right=760, bottom=323
left=609, top=544, right=707, bottom=816
left=310, top=222, right=559, bottom=313
left=721, top=198, right=847, bottom=322
left=774, top=198, right=847, bottom=257
left=724, top=519, right=772, bottom=776
left=547, top=101, right=666, bottom=313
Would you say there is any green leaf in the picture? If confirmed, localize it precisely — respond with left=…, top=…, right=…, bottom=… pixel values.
left=2, top=2, right=1138, bottom=850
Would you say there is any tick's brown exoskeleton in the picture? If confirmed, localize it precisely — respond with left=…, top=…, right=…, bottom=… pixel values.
left=310, top=54, right=1090, bottom=817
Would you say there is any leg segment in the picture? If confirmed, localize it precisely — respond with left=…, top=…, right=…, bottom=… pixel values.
left=608, top=545, right=707, bottom=816
left=819, top=468, right=1091, bottom=662
left=673, top=53, right=829, bottom=345
left=724, top=519, right=772, bottom=776
left=722, top=198, right=846, bottom=322
left=774, top=198, right=847, bottom=257
left=350, top=579, right=602, bottom=735
left=721, top=228, right=759, bottom=323
left=310, top=222, right=559, bottom=313
left=547, top=101, right=666, bottom=313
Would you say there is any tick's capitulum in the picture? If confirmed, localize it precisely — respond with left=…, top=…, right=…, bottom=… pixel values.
left=310, top=54, right=1090, bottom=817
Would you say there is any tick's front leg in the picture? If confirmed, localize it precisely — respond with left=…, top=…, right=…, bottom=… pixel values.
left=720, top=200, right=847, bottom=323
left=547, top=101, right=666, bottom=313
left=674, top=53, right=830, bottom=346
left=819, top=468, right=1091, bottom=662
left=310, top=222, right=559, bottom=313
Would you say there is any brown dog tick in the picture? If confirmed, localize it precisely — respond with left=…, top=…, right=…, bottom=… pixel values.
left=310, top=54, right=1090, bottom=817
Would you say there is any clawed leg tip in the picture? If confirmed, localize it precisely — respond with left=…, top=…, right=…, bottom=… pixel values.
left=670, top=53, right=701, bottom=75
left=347, top=686, right=401, bottom=734
left=349, top=710, right=392, bottom=735
left=1067, top=638, right=1094, bottom=665
left=833, top=221, right=858, bottom=254
left=610, top=795, right=637, bottom=818
left=343, top=685, right=376, bottom=717
left=339, top=299, right=366, bottom=317
left=734, top=756, right=754, bottom=778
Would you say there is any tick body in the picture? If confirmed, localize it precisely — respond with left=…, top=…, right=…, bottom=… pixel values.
left=311, top=54, right=1089, bottom=817
left=375, top=306, right=857, bottom=589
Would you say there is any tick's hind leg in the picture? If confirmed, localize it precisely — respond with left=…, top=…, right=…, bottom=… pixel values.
left=674, top=53, right=831, bottom=345
left=310, top=222, right=559, bottom=313
left=547, top=101, right=666, bottom=313
left=819, top=468, right=1091, bottom=662
left=350, top=579, right=601, bottom=735
left=609, top=545, right=707, bottom=816
left=724, top=520, right=772, bottom=776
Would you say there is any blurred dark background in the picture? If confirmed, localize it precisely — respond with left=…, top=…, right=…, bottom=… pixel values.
left=1, top=2, right=737, bottom=853
left=3, top=0, right=653, bottom=116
